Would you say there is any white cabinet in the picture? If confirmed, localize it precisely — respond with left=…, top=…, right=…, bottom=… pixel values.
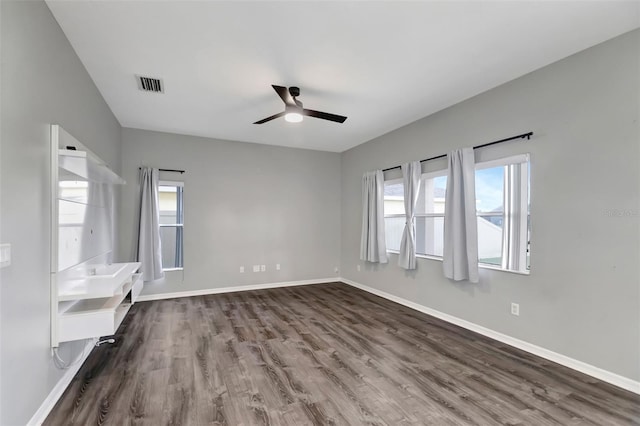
left=55, top=263, right=142, bottom=344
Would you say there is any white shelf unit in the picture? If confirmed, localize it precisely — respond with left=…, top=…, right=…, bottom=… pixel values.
left=50, top=125, right=139, bottom=348
left=56, top=266, right=142, bottom=343
left=57, top=263, right=141, bottom=301
left=58, top=148, right=125, bottom=185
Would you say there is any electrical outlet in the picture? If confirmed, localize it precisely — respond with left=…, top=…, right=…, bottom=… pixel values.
left=334, top=266, right=339, bottom=273
left=276, top=263, right=280, bottom=271
left=511, top=302, right=520, bottom=316
left=260, top=265, right=266, bottom=272
left=253, top=265, right=260, bottom=272
left=357, top=264, right=361, bottom=272
left=239, top=266, right=244, bottom=273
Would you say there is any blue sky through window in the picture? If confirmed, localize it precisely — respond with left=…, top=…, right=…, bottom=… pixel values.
left=431, top=168, right=503, bottom=213
left=433, top=175, right=447, bottom=192
left=475, top=166, right=504, bottom=212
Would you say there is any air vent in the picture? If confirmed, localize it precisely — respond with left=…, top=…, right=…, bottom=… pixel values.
left=136, top=75, right=164, bottom=93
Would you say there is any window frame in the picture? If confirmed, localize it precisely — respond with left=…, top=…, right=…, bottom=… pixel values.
left=383, top=154, right=530, bottom=275
left=158, top=180, right=184, bottom=272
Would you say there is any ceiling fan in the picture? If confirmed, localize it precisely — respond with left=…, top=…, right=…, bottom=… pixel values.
left=254, top=85, right=347, bottom=124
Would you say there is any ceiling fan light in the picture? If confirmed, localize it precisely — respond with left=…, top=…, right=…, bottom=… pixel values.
left=285, top=112, right=303, bottom=123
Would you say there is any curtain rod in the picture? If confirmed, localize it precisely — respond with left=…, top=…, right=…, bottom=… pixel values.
left=382, top=131, right=533, bottom=172
left=139, top=167, right=185, bottom=174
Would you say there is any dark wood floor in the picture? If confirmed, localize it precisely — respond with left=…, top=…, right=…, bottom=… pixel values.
left=45, top=282, right=639, bottom=425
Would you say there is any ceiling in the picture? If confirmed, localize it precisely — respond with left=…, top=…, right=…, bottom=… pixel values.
left=46, top=1, right=639, bottom=153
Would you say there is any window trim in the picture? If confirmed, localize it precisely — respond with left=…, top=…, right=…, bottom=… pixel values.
left=159, top=180, right=184, bottom=188
left=474, top=153, right=529, bottom=171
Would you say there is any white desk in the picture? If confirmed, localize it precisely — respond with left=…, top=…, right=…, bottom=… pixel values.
left=56, top=262, right=142, bottom=343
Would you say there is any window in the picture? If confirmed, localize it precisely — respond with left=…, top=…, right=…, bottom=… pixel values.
left=383, top=180, right=405, bottom=252
left=158, top=181, right=184, bottom=270
left=416, top=173, right=448, bottom=257
left=476, top=155, right=530, bottom=272
left=383, top=154, right=530, bottom=273
left=384, top=172, right=447, bottom=257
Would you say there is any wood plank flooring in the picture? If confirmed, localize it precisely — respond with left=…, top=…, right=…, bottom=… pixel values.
left=45, top=282, right=640, bottom=425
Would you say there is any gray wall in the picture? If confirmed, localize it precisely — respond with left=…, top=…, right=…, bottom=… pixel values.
left=119, top=128, right=341, bottom=296
left=341, top=29, right=640, bottom=381
left=0, top=2, right=122, bottom=424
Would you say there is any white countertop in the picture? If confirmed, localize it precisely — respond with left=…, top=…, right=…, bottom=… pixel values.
left=57, top=262, right=141, bottom=301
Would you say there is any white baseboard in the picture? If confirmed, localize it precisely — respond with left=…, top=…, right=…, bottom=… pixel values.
left=137, top=277, right=339, bottom=302
left=340, top=277, right=640, bottom=395
left=28, top=338, right=97, bottom=426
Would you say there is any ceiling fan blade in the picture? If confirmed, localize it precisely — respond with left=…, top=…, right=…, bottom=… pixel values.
left=272, top=85, right=295, bottom=106
left=302, top=109, right=347, bottom=123
left=253, top=111, right=285, bottom=124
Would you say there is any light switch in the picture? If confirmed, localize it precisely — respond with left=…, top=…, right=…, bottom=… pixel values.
left=0, top=244, right=11, bottom=269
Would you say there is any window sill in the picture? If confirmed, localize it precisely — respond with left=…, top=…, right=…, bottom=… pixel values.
left=162, top=268, right=183, bottom=272
left=386, top=250, right=530, bottom=276
left=477, top=263, right=530, bottom=276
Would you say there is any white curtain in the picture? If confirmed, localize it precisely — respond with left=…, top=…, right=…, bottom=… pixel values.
left=360, top=170, right=388, bottom=263
left=398, top=161, right=421, bottom=269
left=443, top=148, right=479, bottom=283
left=137, top=167, right=164, bottom=281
